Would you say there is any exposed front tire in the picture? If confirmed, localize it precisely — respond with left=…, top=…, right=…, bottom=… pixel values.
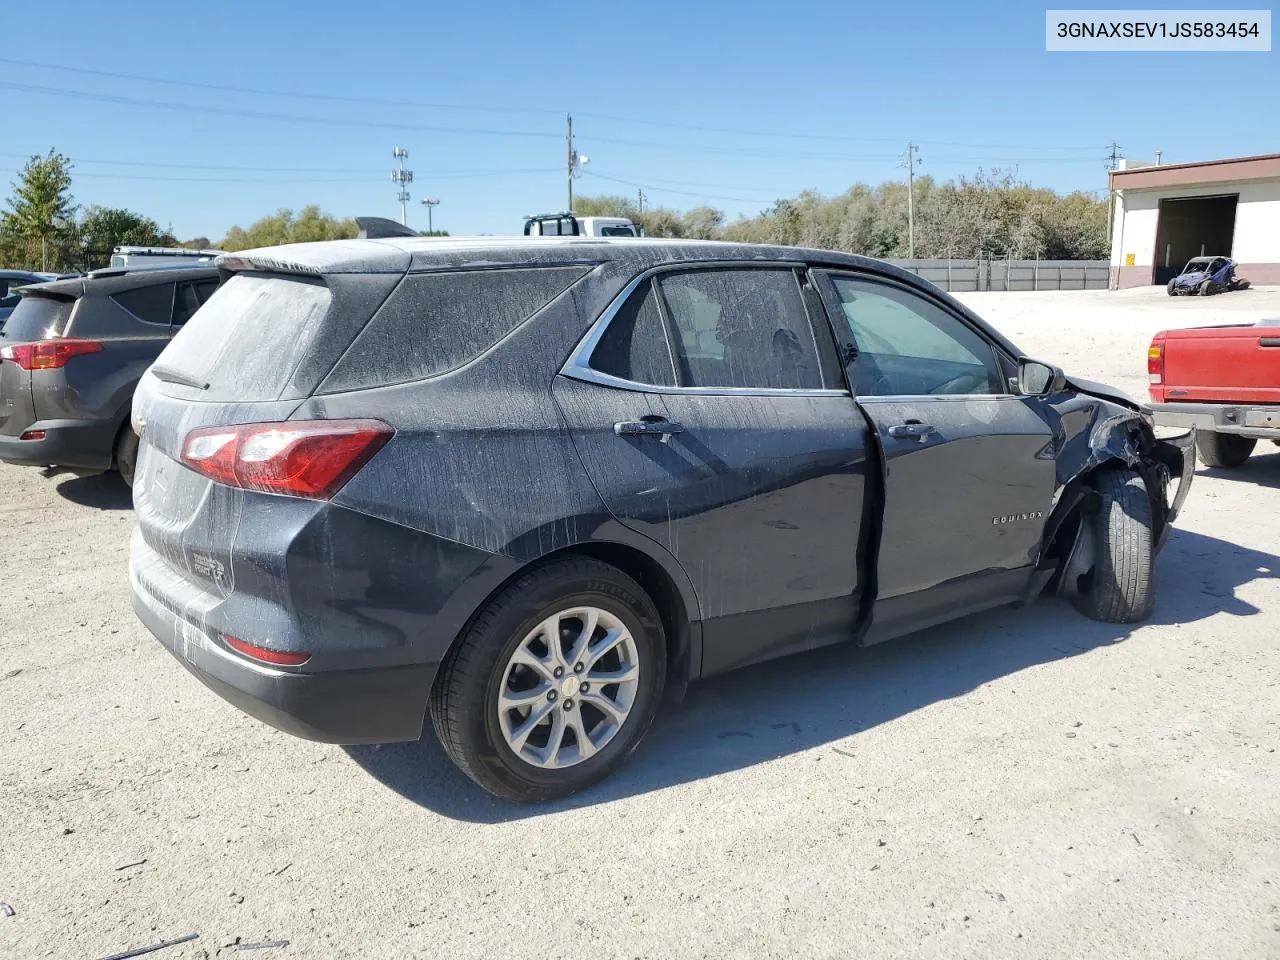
left=1199, top=278, right=1214, bottom=296
left=429, top=557, right=666, bottom=802
left=1196, top=431, right=1256, bottom=468
left=1071, top=469, right=1154, bottom=624
left=115, top=426, right=139, bottom=488
left=1167, top=279, right=1178, bottom=296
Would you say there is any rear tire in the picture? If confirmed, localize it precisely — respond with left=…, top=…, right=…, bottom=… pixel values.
left=429, top=557, right=666, bottom=803
left=115, top=426, right=139, bottom=489
left=1196, top=431, right=1256, bottom=468
left=1071, top=469, right=1154, bottom=624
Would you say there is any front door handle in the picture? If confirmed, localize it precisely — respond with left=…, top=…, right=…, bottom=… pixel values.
left=614, top=418, right=685, bottom=438
left=887, top=421, right=936, bottom=440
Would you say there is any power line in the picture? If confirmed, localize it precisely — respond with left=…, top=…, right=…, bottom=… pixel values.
left=0, top=57, right=562, bottom=117
left=583, top=171, right=778, bottom=206
left=0, top=167, right=558, bottom=184
left=0, top=81, right=562, bottom=140
left=0, top=150, right=551, bottom=177
left=0, top=58, right=1105, bottom=153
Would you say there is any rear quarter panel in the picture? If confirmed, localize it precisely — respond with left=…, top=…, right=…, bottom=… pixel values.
left=309, top=260, right=701, bottom=647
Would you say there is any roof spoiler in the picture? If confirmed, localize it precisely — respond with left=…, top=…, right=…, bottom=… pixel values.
left=356, top=217, right=419, bottom=240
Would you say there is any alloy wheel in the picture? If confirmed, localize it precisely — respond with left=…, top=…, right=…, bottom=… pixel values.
left=496, top=606, right=640, bottom=769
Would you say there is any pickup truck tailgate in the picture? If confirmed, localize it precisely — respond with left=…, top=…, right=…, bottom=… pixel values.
left=1161, top=324, right=1280, bottom=403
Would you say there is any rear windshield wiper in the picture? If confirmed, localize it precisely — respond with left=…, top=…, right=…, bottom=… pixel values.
left=150, top=365, right=209, bottom=390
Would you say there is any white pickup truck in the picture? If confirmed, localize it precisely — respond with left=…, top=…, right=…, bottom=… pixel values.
left=522, top=213, right=642, bottom=238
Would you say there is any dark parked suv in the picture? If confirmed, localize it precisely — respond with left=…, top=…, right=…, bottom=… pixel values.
left=0, top=266, right=219, bottom=484
left=129, top=238, right=1193, bottom=801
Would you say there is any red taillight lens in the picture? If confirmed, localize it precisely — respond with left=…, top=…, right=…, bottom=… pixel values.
left=223, top=635, right=311, bottom=667
left=19, top=430, right=47, bottom=441
left=181, top=419, right=393, bottom=500
left=1148, top=342, right=1164, bottom=384
left=0, top=339, right=103, bottom=370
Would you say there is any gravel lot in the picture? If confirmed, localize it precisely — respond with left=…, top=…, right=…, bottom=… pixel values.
left=2, top=286, right=1279, bottom=960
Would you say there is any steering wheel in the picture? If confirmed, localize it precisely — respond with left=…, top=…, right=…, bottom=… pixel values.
left=932, top=372, right=985, bottom=395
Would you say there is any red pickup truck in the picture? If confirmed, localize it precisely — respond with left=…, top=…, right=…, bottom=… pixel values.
left=1148, top=319, right=1280, bottom=467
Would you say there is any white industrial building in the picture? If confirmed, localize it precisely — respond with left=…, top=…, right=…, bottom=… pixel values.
left=1109, top=153, right=1280, bottom=289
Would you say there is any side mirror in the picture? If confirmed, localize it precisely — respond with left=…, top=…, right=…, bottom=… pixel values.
left=1017, top=358, right=1066, bottom=397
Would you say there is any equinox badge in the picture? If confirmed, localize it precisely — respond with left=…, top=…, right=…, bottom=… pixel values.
left=992, top=511, right=1046, bottom=525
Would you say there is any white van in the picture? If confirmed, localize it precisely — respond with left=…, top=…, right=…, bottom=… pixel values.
left=522, top=214, right=642, bottom=238
left=110, top=246, right=225, bottom=270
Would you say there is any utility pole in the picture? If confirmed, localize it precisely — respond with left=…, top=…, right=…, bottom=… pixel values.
left=566, top=114, right=574, bottom=212
left=637, top=189, right=646, bottom=214
left=901, top=143, right=921, bottom=259
left=1104, top=140, right=1123, bottom=246
left=392, top=147, right=413, bottom=226
left=420, top=197, right=440, bottom=233
left=566, top=113, right=589, bottom=212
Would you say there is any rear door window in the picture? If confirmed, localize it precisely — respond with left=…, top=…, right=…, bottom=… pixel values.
left=320, top=265, right=589, bottom=392
left=656, top=268, right=825, bottom=390
left=0, top=295, right=75, bottom=340
left=151, top=273, right=333, bottom=401
left=112, top=283, right=176, bottom=326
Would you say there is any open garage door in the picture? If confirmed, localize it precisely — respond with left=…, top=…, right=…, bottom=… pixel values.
left=1152, top=194, right=1238, bottom=285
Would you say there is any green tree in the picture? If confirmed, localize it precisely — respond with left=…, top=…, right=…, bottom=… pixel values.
left=1, top=150, right=76, bottom=270
left=78, top=206, right=176, bottom=269
left=552, top=178, right=1107, bottom=259
left=219, top=206, right=358, bottom=251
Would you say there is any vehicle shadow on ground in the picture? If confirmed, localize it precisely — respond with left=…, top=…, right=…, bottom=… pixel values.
left=53, top=472, right=132, bottom=510
left=345, top=526, right=1277, bottom=822
left=1199, top=448, right=1280, bottom=489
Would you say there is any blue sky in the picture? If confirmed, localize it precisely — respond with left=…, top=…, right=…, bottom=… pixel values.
left=1, top=1, right=1275, bottom=241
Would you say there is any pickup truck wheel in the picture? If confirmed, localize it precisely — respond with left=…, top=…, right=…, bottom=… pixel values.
left=429, top=557, right=665, bottom=802
left=1196, top=432, right=1256, bottom=468
left=1071, top=469, right=1154, bottom=625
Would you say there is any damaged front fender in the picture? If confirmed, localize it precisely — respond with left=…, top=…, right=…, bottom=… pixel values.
left=1035, top=385, right=1195, bottom=576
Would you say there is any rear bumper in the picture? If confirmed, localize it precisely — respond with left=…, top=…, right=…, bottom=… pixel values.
left=1151, top=402, right=1280, bottom=439
left=0, top=418, right=116, bottom=470
left=130, top=550, right=435, bottom=745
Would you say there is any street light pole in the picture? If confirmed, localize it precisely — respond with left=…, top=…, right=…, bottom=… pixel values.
left=420, top=198, right=440, bottom=234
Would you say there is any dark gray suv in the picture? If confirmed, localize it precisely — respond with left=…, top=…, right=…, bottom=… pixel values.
left=128, top=237, right=1193, bottom=802
left=0, top=266, right=219, bottom=484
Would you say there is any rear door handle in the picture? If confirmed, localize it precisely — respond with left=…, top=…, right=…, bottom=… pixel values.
left=887, top=421, right=936, bottom=440
left=614, top=418, right=685, bottom=438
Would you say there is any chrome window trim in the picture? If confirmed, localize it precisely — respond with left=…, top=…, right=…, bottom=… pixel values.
left=855, top=393, right=1022, bottom=403
left=559, top=261, right=849, bottom=398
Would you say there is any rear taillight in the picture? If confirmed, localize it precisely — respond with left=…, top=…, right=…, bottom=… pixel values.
left=19, top=430, right=47, bottom=441
left=180, top=419, right=393, bottom=500
left=1148, top=340, right=1165, bottom=384
left=223, top=635, right=311, bottom=667
left=0, top=339, right=103, bottom=370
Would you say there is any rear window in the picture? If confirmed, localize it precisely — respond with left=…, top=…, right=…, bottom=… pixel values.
left=320, top=265, right=589, bottom=392
left=151, top=273, right=332, bottom=401
left=0, top=295, right=74, bottom=340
